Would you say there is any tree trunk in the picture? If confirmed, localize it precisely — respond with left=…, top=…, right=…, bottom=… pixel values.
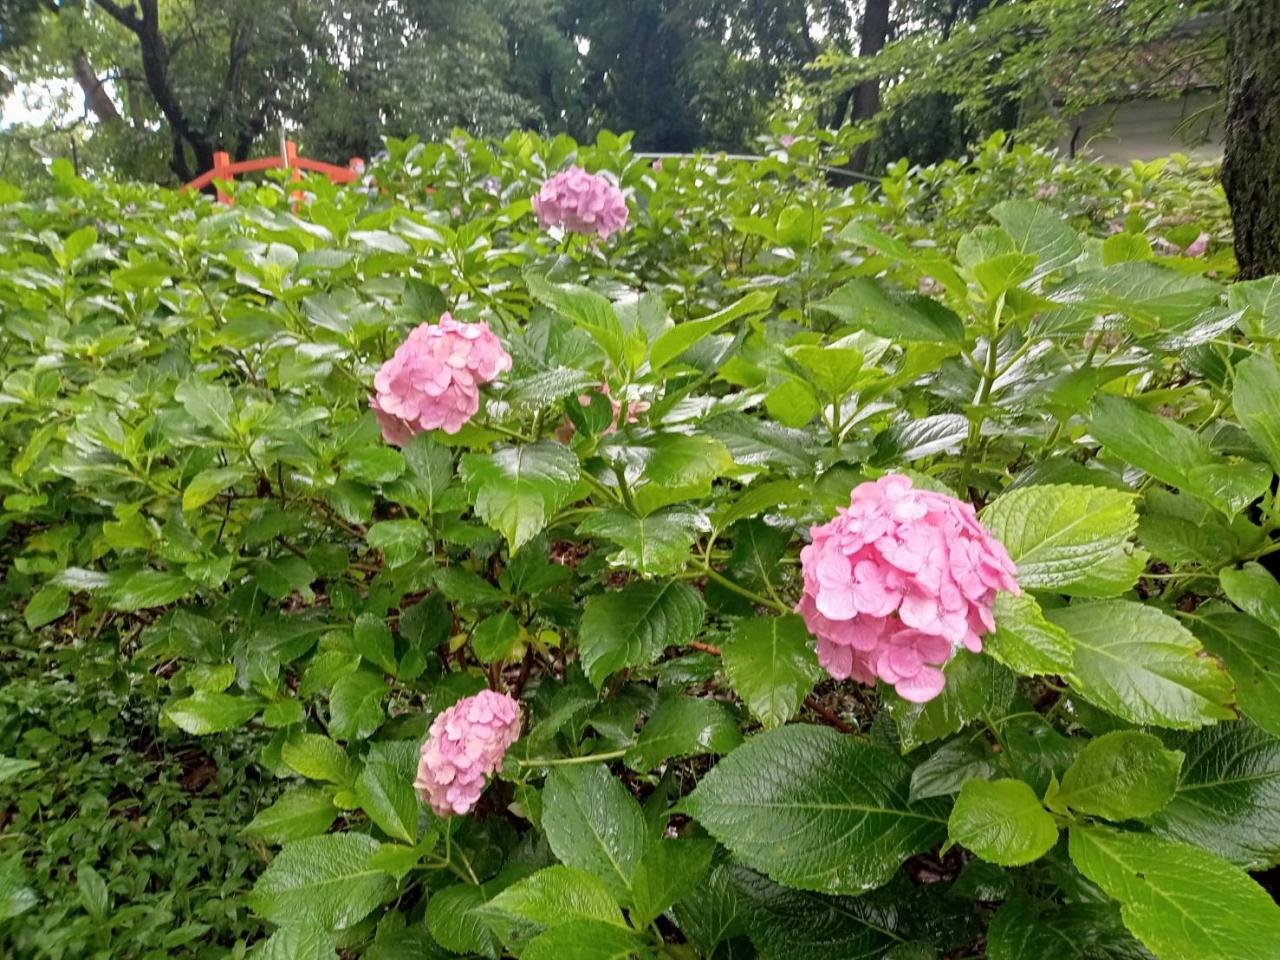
left=71, top=51, right=121, bottom=123
left=849, top=0, right=892, bottom=172
left=1222, top=0, right=1280, bottom=280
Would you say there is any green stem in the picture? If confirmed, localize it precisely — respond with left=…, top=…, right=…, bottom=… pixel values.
left=612, top=460, right=640, bottom=516
left=959, top=293, right=1005, bottom=492
left=693, top=564, right=792, bottom=615
left=517, top=749, right=628, bottom=767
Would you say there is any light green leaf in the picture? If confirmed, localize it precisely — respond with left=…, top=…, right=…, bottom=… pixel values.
left=108, top=570, right=195, bottom=612
left=282, top=732, right=356, bottom=784
left=1190, top=602, right=1280, bottom=737
left=353, top=614, right=397, bottom=675
left=166, top=691, right=261, bottom=735
left=77, top=861, right=109, bottom=918
left=987, top=592, right=1075, bottom=677
left=400, top=433, right=453, bottom=510
left=624, top=697, right=743, bottom=771
left=722, top=614, right=822, bottom=729
left=649, top=290, right=773, bottom=371
left=1048, top=600, right=1235, bottom=729
left=471, top=610, right=519, bottom=663
left=541, top=764, right=648, bottom=901
left=24, top=584, right=69, bottom=629
left=980, top=483, right=1138, bottom=594
left=1068, top=824, right=1280, bottom=960
left=183, top=467, right=245, bottom=511
left=477, top=865, right=626, bottom=947
left=355, top=761, right=418, bottom=844
left=990, top=200, right=1082, bottom=280
left=1232, top=353, right=1280, bottom=474
left=1054, top=731, right=1183, bottom=820
left=629, top=838, right=715, bottom=928
left=460, top=441, right=580, bottom=551
left=813, top=278, right=965, bottom=343
left=175, top=378, right=236, bottom=438
left=0, top=756, right=38, bottom=784
left=1220, top=562, right=1280, bottom=633
left=948, top=778, right=1058, bottom=866
left=578, top=507, right=706, bottom=576
left=788, top=345, right=864, bottom=399
left=526, top=273, right=626, bottom=371
left=579, top=581, right=704, bottom=688
left=1148, top=721, right=1280, bottom=870
left=521, top=919, right=650, bottom=960
left=887, top=651, right=1015, bottom=753
left=328, top=670, right=386, bottom=741
left=250, top=833, right=393, bottom=932
left=685, top=725, right=947, bottom=894
left=242, top=787, right=338, bottom=845
left=366, top=520, right=429, bottom=569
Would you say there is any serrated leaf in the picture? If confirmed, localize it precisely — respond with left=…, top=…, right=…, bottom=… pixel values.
left=165, top=691, right=261, bottom=735
left=242, top=787, right=338, bottom=844
left=578, top=507, right=706, bottom=575
left=1068, top=824, right=1280, bottom=960
left=629, top=838, right=715, bottom=927
left=400, top=433, right=453, bottom=509
left=1148, top=721, right=1280, bottom=870
left=813, top=278, right=964, bottom=343
left=477, top=865, right=625, bottom=947
left=1232, top=353, right=1280, bottom=474
left=353, top=614, right=397, bottom=674
left=948, top=778, right=1057, bottom=866
left=624, top=697, right=742, bottom=771
left=250, top=833, right=393, bottom=932
left=541, top=764, right=648, bottom=901
left=24, top=584, right=69, bottom=629
left=426, top=883, right=500, bottom=958
left=109, top=569, right=195, bottom=612
left=909, top=737, right=1002, bottom=804
left=579, top=581, right=704, bottom=687
left=1054, top=731, right=1182, bottom=820
left=460, top=441, right=579, bottom=550
left=328, top=670, right=386, bottom=741
left=886, top=651, right=1015, bottom=753
left=1048, top=600, right=1235, bottom=729
left=471, top=610, right=519, bottom=663
left=980, top=484, right=1138, bottom=594
left=355, top=761, right=418, bottom=844
left=366, top=520, right=429, bottom=569
left=986, top=898, right=1149, bottom=960
left=987, top=592, right=1074, bottom=677
left=183, top=466, right=245, bottom=511
left=722, top=614, right=821, bottom=729
left=685, top=725, right=947, bottom=894
left=282, top=732, right=356, bottom=784
left=521, top=919, right=651, bottom=960
left=1188, top=603, right=1280, bottom=737
left=990, top=200, right=1082, bottom=280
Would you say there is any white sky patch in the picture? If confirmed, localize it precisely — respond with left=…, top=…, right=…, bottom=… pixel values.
left=1, top=77, right=82, bottom=130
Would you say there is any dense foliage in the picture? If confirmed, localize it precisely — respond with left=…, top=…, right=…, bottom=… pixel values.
left=3, top=130, right=1280, bottom=960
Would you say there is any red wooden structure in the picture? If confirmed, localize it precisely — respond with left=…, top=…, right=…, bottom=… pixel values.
left=184, top=139, right=364, bottom=204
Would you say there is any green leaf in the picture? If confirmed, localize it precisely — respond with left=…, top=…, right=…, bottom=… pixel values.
left=579, top=581, right=704, bottom=688
left=366, top=520, right=429, bottom=569
left=477, top=865, right=626, bottom=946
left=541, top=764, right=648, bottom=901
left=788, top=345, right=864, bottom=399
left=990, top=200, right=1082, bottom=280
left=1148, top=721, right=1280, bottom=870
left=986, top=898, right=1147, bottom=960
left=629, top=838, right=715, bottom=927
left=1068, top=824, right=1280, bottom=960
left=980, top=484, right=1138, bottom=594
left=1090, top=395, right=1266, bottom=515
left=183, top=466, right=245, bottom=511
left=0, top=756, right=38, bottom=784
left=175, top=378, right=236, bottom=438
left=986, top=592, right=1074, bottom=677
left=24, top=584, right=69, bottom=629
left=400, top=433, right=454, bottom=509
left=909, top=738, right=1002, bottom=804
left=526, top=273, right=626, bottom=371
left=471, top=610, right=519, bottom=663
left=722, top=614, right=822, bottom=729
left=250, top=833, right=393, bottom=932
left=948, top=778, right=1058, bottom=867
left=1189, top=603, right=1280, bottom=737
left=252, top=926, right=337, bottom=960
left=521, top=920, right=650, bottom=960
left=282, top=732, right=356, bottom=784
left=1048, top=600, right=1235, bottom=729
left=77, top=861, right=109, bottom=918
left=578, top=507, right=705, bottom=576
left=165, top=691, right=261, bottom=735
left=355, top=761, right=419, bottom=844
left=0, top=858, right=36, bottom=924
left=670, top=858, right=747, bottom=955
left=1054, top=731, right=1183, bottom=820
left=886, top=651, right=1015, bottom=753
left=426, top=883, right=500, bottom=958
left=242, top=787, right=338, bottom=844
left=1220, top=562, right=1280, bottom=633
left=685, top=725, right=947, bottom=894
left=624, top=697, right=743, bottom=771
left=1232, top=353, right=1280, bottom=474
left=353, top=614, right=398, bottom=675
left=328, top=670, right=386, bottom=741
left=649, top=290, right=773, bottom=371
left=460, top=441, right=579, bottom=551
left=341, top=446, right=406, bottom=484
left=108, top=570, right=195, bottom=612
left=813, top=278, right=965, bottom=343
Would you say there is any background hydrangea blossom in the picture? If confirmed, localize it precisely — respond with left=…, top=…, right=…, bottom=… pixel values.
left=796, top=474, right=1019, bottom=703
left=371, top=314, right=512, bottom=442
left=532, top=166, right=629, bottom=239
left=414, top=690, right=521, bottom=816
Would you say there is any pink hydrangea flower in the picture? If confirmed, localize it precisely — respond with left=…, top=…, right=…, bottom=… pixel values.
left=415, top=690, right=521, bottom=816
left=532, top=166, right=629, bottom=239
left=370, top=314, right=512, bottom=442
left=796, top=474, right=1019, bottom=703
left=1183, top=231, right=1210, bottom=257
left=779, top=134, right=797, bottom=148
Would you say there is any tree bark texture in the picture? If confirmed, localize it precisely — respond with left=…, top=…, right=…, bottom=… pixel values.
left=1222, top=0, right=1280, bottom=280
left=849, top=0, right=892, bottom=172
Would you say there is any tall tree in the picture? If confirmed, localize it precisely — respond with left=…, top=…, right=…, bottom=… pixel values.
left=1222, top=0, right=1280, bottom=279
left=849, top=0, right=890, bottom=171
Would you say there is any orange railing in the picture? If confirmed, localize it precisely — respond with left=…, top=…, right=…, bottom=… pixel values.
left=184, top=139, right=364, bottom=204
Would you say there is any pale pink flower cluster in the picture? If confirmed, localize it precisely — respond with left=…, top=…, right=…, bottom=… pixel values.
left=532, top=166, right=629, bottom=239
left=414, top=690, right=521, bottom=816
left=796, top=474, right=1019, bottom=703
left=370, top=314, right=512, bottom=443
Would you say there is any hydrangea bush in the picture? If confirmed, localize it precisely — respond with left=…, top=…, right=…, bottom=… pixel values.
left=2, top=131, right=1279, bottom=960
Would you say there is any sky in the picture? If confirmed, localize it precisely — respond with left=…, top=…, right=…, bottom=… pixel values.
left=1, top=77, right=79, bottom=130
